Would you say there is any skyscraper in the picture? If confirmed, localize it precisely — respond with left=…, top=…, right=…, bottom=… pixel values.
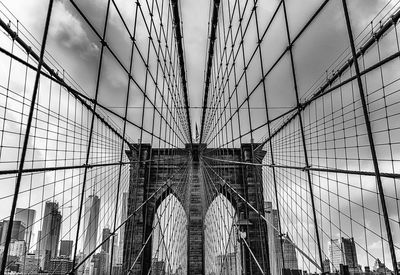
left=39, top=202, right=62, bottom=263
left=0, top=220, right=26, bottom=243
left=15, top=208, right=36, bottom=252
left=38, top=202, right=62, bottom=270
left=36, top=230, right=41, bottom=254
left=90, top=251, right=109, bottom=275
left=329, top=237, right=358, bottom=272
left=112, top=233, right=119, bottom=267
left=59, top=240, right=73, bottom=258
left=118, top=192, right=128, bottom=264
left=83, top=194, right=100, bottom=257
left=9, top=240, right=26, bottom=257
left=102, top=227, right=111, bottom=253
left=265, top=201, right=283, bottom=275
left=282, top=235, right=298, bottom=270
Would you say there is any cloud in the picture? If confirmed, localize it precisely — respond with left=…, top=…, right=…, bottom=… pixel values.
left=49, top=1, right=99, bottom=59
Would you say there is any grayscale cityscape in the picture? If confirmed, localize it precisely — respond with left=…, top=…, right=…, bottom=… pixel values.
left=0, top=0, right=399, bottom=274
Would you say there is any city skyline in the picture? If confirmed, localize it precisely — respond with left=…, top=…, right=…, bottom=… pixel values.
left=0, top=190, right=128, bottom=274
left=0, top=177, right=398, bottom=274
left=0, top=175, right=398, bottom=274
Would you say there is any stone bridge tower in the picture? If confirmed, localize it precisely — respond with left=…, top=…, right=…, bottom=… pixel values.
left=123, top=143, right=270, bottom=275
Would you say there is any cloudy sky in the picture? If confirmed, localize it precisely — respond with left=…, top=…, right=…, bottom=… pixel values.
left=0, top=0, right=400, bottom=273
left=0, top=0, right=396, bottom=132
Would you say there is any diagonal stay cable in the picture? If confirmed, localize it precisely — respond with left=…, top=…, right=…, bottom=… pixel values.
left=126, top=160, right=191, bottom=274
left=68, top=159, right=190, bottom=274
left=0, top=43, right=183, bottom=148
left=202, top=156, right=400, bottom=179
left=171, top=0, right=192, bottom=143
left=68, top=0, right=189, bottom=144
left=203, top=0, right=330, bottom=144
left=201, top=156, right=322, bottom=271
left=0, top=17, right=133, bottom=147
left=240, top=233, right=265, bottom=275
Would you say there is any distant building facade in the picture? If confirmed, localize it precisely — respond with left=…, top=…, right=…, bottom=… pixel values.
left=118, top=192, right=128, bottom=265
left=282, top=235, right=298, bottom=270
left=102, top=227, right=111, bottom=253
left=22, top=253, right=40, bottom=274
left=265, top=201, right=283, bottom=275
left=38, top=201, right=62, bottom=270
left=48, top=257, right=74, bottom=274
left=15, top=208, right=36, bottom=251
left=59, top=240, right=73, bottom=258
left=90, top=251, right=110, bottom=275
left=9, top=240, right=26, bottom=257
left=0, top=220, right=26, bottom=243
left=111, top=233, right=119, bottom=268
left=83, top=194, right=100, bottom=257
left=329, top=237, right=358, bottom=273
